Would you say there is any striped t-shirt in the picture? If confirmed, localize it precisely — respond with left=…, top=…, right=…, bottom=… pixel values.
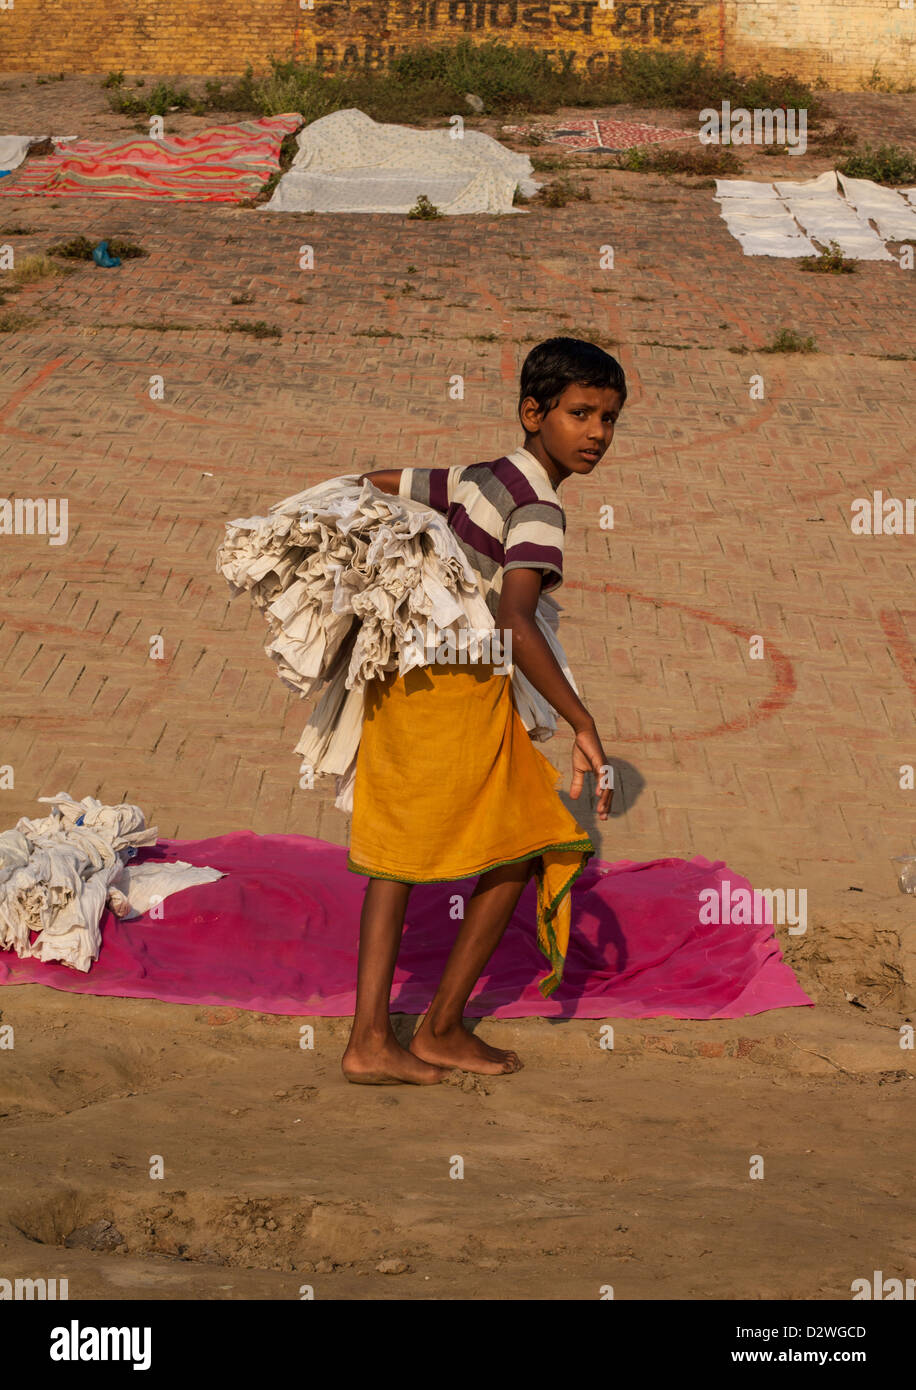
left=398, top=446, right=565, bottom=618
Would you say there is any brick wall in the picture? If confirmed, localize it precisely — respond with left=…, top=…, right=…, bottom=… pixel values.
left=0, top=0, right=912, bottom=89
left=727, top=0, right=916, bottom=90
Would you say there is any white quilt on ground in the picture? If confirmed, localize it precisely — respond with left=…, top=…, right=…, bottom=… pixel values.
left=262, top=107, right=540, bottom=215
left=715, top=170, right=915, bottom=259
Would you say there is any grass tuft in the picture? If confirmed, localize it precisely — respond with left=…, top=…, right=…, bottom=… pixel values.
left=538, top=176, right=592, bottom=206
left=9, top=253, right=68, bottom=283
left=106, top=80, right=194, bottom=116
left=800, top=240, right=856, bottom=274
left=760, top=327, right=818, bottom=354
left=612, top=146, right=742, bottom=176
left=407, top=194, right=443, bottom=219
left=227, top=319, right=282, bottom=339
left=0, top=311, right=32, bottom=331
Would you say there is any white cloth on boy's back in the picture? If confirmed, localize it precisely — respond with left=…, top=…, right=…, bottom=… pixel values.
left=217, top=474, right=580, bottom=813
left=0, top=794, right=224, bottom=972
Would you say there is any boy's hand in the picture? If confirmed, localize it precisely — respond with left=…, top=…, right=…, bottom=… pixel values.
left=570, top=723, right=613, bottom=820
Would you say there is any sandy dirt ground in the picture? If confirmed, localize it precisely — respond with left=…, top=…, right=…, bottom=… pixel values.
left=0, top=76, right=913, bottom=1300
left=1, top=988, right=913, bottom=1300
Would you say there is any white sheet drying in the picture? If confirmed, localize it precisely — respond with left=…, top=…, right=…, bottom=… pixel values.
left=262, top=107, right=540, bottom=215
left=836, top=171, right=916, bottom=242
left=714, top=169, right=909, bottom=259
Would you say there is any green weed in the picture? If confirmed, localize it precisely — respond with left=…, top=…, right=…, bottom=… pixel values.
left=838, top=143, right=916, bottom=185
left=760, top=327, right=818, bottom=354
left=800, top=240, right=856, bottom=274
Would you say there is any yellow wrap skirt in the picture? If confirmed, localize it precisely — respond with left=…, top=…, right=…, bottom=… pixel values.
left=347, top=661, right=594, bottom=996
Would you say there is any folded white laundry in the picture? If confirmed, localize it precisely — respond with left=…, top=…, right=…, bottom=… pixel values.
left=261, top=107, right=540, bottom=216
left=0, top=793, right=222, bottom=972
left=218, top=475, right=576, bottom=812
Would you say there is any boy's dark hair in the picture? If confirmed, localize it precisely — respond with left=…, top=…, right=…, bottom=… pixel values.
left=518, top=337, right=627, bottom=422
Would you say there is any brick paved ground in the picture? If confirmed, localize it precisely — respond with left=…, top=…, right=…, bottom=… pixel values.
left=1, top=79, right=914, bottom=1002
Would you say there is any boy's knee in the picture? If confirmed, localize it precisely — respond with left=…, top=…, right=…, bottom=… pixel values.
left=366, top=876, right=413, bottom=901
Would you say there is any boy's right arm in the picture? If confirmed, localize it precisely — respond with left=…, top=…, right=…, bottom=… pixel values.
left=357, top=469, right=403, bottom=495
left=497, top=567, right=613, bottom=819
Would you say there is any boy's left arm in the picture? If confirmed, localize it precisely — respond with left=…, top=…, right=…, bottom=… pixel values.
left=497, top=568, right=613, bottom=819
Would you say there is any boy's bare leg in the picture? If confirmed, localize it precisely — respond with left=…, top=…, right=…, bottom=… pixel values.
left=342, top=878, right=447, bottom=1085
left=409, top=858, right=536, bottom=1075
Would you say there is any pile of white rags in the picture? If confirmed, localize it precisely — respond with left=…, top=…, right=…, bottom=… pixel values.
left=0, top=793, right=224, bottom=972
left=216, top=475, right=579, bottom=812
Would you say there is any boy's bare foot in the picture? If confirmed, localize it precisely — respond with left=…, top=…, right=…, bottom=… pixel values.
left=342, top=1033, right=447, bottom=1085
left=409, top=1019, right=523, bottom=1075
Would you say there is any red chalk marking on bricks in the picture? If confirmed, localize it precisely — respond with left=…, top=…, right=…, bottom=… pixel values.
left=796, top=460, right=913, bottom=505
left=565, top=579, right=797, bottom=741
left=879, top=609, right=916, bottom=702
left=0, top=356, right=67, bottom=423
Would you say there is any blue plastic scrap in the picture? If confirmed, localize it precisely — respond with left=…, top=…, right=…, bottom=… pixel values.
left=92, top=240, right=121, bottom=268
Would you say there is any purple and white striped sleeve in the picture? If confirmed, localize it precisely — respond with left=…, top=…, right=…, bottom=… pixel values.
left=398, top=467, right=452, bottom=514
left=502, top=500, right=565, bottom=591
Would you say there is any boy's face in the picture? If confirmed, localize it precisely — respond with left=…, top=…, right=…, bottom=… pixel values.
left=521, top=383, right=624, bottom=485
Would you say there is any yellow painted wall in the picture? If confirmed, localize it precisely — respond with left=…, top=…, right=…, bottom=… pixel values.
left=0, top=0, right=912, bottom=89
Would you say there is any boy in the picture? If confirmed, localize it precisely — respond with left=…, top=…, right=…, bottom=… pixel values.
left=342, top=337, right=625, bottom=1084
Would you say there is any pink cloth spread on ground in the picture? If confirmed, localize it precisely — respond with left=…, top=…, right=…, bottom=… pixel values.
left=0, top=832, right=812, bottom=1018
left=0, top=116, right=301, bottom=201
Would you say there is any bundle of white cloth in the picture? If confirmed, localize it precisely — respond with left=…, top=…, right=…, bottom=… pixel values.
left=0, top=794, right=224, bottom=972
left=217, top=475, right=579, bottom=812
